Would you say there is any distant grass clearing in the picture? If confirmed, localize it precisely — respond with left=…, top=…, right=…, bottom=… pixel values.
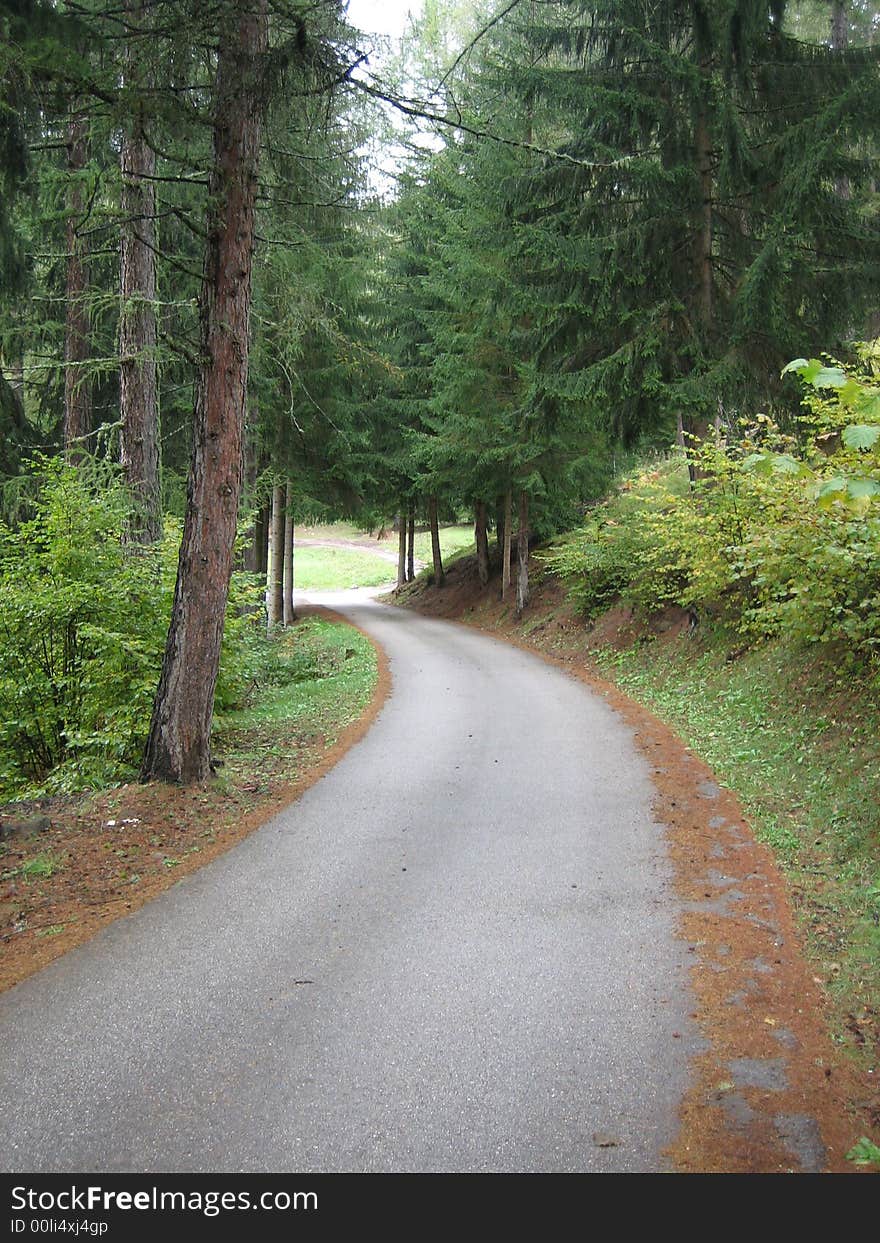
left=413, top=525, right=474, bottom=563
left=294, top=545, right=395, bottom=590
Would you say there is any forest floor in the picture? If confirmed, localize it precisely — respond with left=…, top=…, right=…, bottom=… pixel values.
left=391, top=552, right=880, bottom=1171
left=0, top=611, right=387, bottom=996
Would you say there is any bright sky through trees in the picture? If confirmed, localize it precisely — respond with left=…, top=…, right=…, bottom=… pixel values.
left=347, top=0, right=424, bottom=39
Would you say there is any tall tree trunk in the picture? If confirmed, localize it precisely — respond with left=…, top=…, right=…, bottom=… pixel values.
left=141, top=0, right=268, bottom=784
left=8, top=328, right=24, bottom=408
left=687, top=58, right=715, bottom=485
left=501, top=487, right=512, bottom=602
left=241, top=433, right=261, bottom=573
left=257, top=500, right=270, bottom=576
left=428, top=494, right=444, bottom=587
left=516, top=489, right=529, bottom=617
left=694, top=108, right=714, bottom=332
left=406, top=507, right=415, bottom=582
left=64, top=109, right=90, bottom=457
left=119, top=0, right=160, bottom=542
left=475, top=499, right=490, bottom=587
left=246, top=503, right=266, bottom=574
left=831, top=1, right=847, bottom=50
left=282, top=480, right=295, bottom=625
left=267, top=482, right=284, bottom=626
left=397, top=512, right=406, bottom=590
left=831, top=3, right=852, bottom=199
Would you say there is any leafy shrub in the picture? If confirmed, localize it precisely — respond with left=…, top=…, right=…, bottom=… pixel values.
left=546, top=346, right=880, bottom=666
left=0, top=458, right=176, bottom=795
left=0, top=459, right=318, bottom=797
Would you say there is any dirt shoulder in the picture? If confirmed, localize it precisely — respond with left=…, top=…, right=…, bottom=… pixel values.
left=393, top=556, right=879, bottom=1172
left=0, top=608, right=390, bottom=996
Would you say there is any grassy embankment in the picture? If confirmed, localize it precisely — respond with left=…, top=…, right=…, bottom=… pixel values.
left=590, top=618, right=880, bottom=1062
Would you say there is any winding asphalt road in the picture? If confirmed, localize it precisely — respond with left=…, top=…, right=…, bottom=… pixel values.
left=0, top=591, right=699, bottom=1172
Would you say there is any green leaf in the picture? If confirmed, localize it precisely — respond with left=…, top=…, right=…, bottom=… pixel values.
left=811, top=366, right=846, bottom=389
left=842, top=425, right=880, bottom=451
left=816, top=477, right=849, bottom=506
left=783, top=357, right=847, bottom=388
left=845, top=478, right=880, bottom=500
left=742, top=452, right=773, bottom=475
left=855, top=390, right=880, bottom=418
left=839, top=378, right=863, bottom=407
left=769, top=454, right=803, bottom=476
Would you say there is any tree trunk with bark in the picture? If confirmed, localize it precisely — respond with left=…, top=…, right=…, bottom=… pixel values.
left=64, top=110, right=91, bottom=457
left=397, top=512, right=406, bottom=590
left=684, top=64, right=715, bottom=485
left=406, top=508, right=415, bottom=582
left=501, top=487, right=512, bottom=601
left=257, top=500, right=270, bottom=576
left=428, top=494, right=444, bottom=586
left=475, top=499, right=490, bottom=587
left=141, top=0, right=268, bottom=784
left=694, top=108, right=714, bottom=334
left=119, top=0, right=160, bottom=542
left=516, top=489, right=529, bottom=616
left=282, top=480, right=295, bottom=626
left=241, top=433, right=261, bottom=573
left=831, top=2, right=847, bottom=50
left=831, top=4, right=852, bottom=199
left=267, top=482, right=284, bottom=626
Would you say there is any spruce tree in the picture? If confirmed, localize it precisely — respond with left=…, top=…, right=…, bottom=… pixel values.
left=498, top=1, right=880, bottom=443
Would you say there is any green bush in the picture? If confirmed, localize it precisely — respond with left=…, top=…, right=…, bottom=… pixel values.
left=546, top=346, right=880, bottom=666
left=0, top=459, right=176, bottom=794
left=0, top=459, right=327, bottom=797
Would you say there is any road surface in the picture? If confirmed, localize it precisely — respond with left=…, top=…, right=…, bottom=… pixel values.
left=0, top=591, right=699, bottom=1172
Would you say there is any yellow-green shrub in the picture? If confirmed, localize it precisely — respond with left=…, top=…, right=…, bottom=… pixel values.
left=547, top=348, right=880, bottom=666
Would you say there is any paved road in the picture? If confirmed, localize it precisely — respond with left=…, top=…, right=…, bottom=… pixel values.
left=0, top=592, right=699, bottom=1172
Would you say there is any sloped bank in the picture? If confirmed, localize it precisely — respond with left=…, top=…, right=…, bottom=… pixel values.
left=393, top=554, right=880, bottom=1172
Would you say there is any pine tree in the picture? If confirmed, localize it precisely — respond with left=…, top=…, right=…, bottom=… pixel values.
left=501, top=1, right=880, bottom=443
left=118, top=0, right=161, bottom=543
left=141, top=0, right=271, bottom=784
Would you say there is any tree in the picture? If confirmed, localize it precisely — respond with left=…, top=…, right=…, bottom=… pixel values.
left=63, top=100, right=91, bottom=456
left=118, top=0, right=160, bottom=543
left=501, top=1, right=880, bottom=445
left=141, top=0, right=269, bottom=783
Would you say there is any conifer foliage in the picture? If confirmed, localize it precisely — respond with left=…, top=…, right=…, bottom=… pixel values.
left=400, top=1, right=880, bottom=448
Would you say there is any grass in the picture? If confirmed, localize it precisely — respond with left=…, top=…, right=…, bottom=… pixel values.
left=594, top=626, right=880, bottom=1057
left=412, top=525, right=475, bottom=564
left=215, top=616, right=378, bottom=780
left=291, top=523, right=476, bottom=591
left=298, top=521, right=368, bottom=542
left=293, top=546, right=396, bottom=590
left=1, top=853, right=61, bottom=883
